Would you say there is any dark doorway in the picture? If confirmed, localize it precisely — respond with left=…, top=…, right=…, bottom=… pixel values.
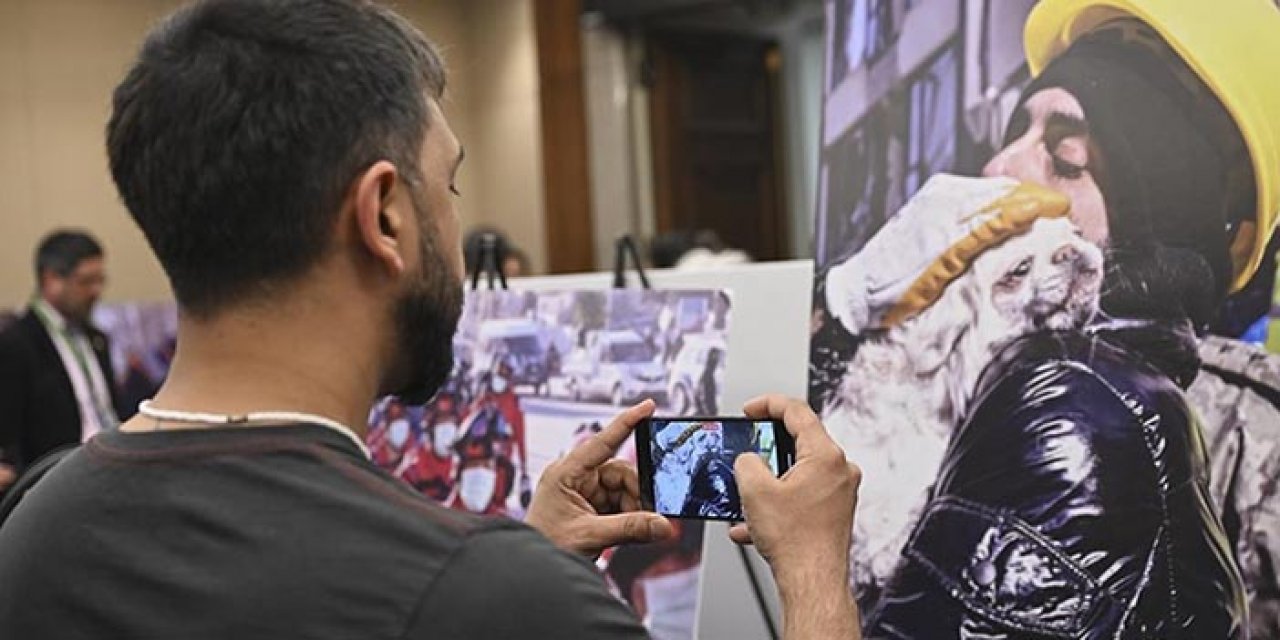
left=648, top=32, right=789, bottom=261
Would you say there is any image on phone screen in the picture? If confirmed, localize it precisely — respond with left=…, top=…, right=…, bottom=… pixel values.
left=639, top=418, right=790, bottom=521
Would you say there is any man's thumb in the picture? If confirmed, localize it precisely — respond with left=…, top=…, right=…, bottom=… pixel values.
left=734, top=452, right=773, bottom=494
left=584, top=513, right=675, bottom=550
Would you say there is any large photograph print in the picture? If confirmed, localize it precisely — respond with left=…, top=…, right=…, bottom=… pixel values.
left=811, top=0, right=1280, bottom=637
left=366, top=288, right=731, bottom=640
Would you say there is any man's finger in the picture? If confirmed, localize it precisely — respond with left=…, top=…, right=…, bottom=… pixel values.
left=743, top=395, right=834, bottom=459
left=742, top=394, right=785, bottom=420
left=567, top=400, right=655, bottom=469
left=620, top=491, right=642, bottom=513
left=576, top=512, right=674, bottom=552
left=847, top=461, right=863, bottom=493
left=598, top=459, right=642, bottom=500
left=728, top=523, right=754, bottom=546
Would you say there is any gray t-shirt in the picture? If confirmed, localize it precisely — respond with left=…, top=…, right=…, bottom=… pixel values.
left=0, top=424, right=649, bottom=639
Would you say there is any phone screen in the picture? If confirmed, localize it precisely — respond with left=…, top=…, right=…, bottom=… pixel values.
left=637, top=418, right=793, bottom=521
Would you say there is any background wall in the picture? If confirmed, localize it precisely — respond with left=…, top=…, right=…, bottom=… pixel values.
left=0, top=0, right=547, bottom=308
left=435, top=0, right=549, bottom=274
left=0, top=0, right=177, bottom=306
left=581, top=18, right=650, bottom=271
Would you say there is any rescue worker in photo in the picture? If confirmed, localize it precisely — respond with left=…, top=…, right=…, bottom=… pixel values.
left=680, top=421, right=750, bottom=520
left=451, top=354, right=530, bottom=515
left=866, top=0, right=1280, bottom=637
left=366, top=398, right=415, bottom=470
left=395, top=392, right=462, bottom=503
left=681, top=456, right=740, bottom=520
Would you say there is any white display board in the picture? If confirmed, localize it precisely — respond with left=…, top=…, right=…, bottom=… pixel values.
left=513, top=259, right=814, bottom=639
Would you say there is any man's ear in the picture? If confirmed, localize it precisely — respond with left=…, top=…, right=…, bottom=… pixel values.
left=351, top=160, right=407, bottom=277
left=37, top=269, right=57, bottom=297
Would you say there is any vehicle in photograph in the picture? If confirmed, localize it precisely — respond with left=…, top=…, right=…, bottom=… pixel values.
left=562, top=330, right=667, bottom=406
left=470, top=319, right=550, bottom=395
left=666, top=335, right=727, bottom=415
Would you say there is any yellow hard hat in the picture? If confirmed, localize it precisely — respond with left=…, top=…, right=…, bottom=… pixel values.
left=1024, top=0, right=1280, bottom=292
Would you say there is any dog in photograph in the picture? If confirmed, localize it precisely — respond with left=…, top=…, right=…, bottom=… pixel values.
left=821, top=177, right=1104, bottom=599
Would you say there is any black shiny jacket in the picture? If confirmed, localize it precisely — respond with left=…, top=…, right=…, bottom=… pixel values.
left=865, top=323, right=1248, bottom=639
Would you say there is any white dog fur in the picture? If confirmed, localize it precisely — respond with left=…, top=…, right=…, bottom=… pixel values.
left=823, top=215, right=1104, bottom=596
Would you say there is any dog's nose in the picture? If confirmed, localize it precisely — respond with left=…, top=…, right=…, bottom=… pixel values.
left=1052, top=245, right=1080, bottom=265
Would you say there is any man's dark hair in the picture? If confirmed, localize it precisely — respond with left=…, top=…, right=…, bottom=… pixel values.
left=107, top=0, right=446, bottom=316
left=35, top=230, right=104, bottom=282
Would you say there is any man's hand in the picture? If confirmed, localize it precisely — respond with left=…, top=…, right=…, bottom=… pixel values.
left=730, top=394, right=862, bottom=639
left=526, top=399, right=675, bottom=558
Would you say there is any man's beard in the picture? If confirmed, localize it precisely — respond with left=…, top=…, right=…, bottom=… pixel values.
left=57, top=295, right=95, bottom=327
left=382, top=196, right=464, bottom=405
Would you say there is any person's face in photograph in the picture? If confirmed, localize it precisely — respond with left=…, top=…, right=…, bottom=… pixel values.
left=44, top=257, right=107, bottom=325
left=431, top=419, right=458, bottom=458
left=387, top=401, right=405, bottom=421
left=383, top=99, right=467, bottom=405
left=983, top=88, right=1110, bottom=246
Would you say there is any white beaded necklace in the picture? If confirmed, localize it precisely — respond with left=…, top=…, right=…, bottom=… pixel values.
left=137, top=400, right=371, bottom=460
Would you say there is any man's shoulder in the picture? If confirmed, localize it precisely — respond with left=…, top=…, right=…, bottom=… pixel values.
left=0, top=310, right=42, bottom=344
left=74, top=429, right=504, bottom=552
left=408, top=525, right=649, bottom=639
left=223, top=435, right=509, bottom=544
left=0, top=312, right=46, bottom=363
left=0, top=440, right=621, bottom=639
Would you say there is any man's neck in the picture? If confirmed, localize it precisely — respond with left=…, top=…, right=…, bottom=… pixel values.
left=126, top=303, right=387, bottom=436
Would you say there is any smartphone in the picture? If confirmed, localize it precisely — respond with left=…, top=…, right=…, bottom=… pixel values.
left=635, top=417, right=795, bottom=522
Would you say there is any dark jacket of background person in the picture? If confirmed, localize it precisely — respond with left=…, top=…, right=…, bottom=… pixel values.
left=0, top=309, right=124, bottom=472
left=865, top=323, right=1247, bottom=639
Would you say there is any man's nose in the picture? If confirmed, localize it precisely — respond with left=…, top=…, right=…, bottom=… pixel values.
left=981, top=151, right=1009, bottom=178
left=982, top=138, right=1043, bottom=183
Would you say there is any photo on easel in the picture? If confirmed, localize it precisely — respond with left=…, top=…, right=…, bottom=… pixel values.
left=366, top=288, right=732, bottom=640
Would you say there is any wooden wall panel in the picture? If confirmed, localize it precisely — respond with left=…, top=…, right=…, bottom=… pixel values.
left=534, top=0, right=597, bottom=273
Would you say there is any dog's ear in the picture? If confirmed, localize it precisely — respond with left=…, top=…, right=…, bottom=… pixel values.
left=896, top=276, right=980, bottom=375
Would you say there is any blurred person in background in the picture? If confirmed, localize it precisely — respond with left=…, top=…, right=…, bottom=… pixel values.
left=648, top=230, right=750, bottom=271
left=463, top=226, right=530, bottom=280
left=504, top=246, right=531, bottom=279
left=648, top=231, right=699, bottom=269
left=0, top=230, right=124, bottom=491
